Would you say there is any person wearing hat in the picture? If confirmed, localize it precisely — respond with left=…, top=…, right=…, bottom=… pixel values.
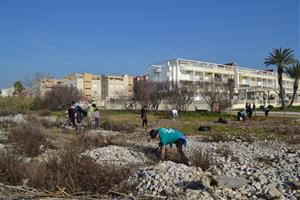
left=149, top=128, right=189, bottom=165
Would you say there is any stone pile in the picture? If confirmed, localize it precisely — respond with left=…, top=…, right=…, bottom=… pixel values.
left=0, top=114, right=26, bottom=123
left=127, top=161, right=203, bottom=196
left=185, top=138, right=300, bottom=199
left=82, top=145, right=149, bottom=166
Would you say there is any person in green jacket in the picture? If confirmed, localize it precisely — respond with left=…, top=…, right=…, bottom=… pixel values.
left=149, top=128, right=189, bottom=165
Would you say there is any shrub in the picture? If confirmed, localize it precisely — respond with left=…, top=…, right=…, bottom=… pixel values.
left=27, top=145, right=133, bottom=193
left=101, top=121, right=136, bottom=133
left=0, top=96, right=33, bottom=112
left=215, top=147, right=233, bottom=158
left=8, top=123, right=52, bottom=157
left=259, top=105, right=265, bottom=110
left=32, top=85, right=80, bottom=111
left=189, top=149, right=214, bottom=171
left=0, top=150, right=26, bottom=185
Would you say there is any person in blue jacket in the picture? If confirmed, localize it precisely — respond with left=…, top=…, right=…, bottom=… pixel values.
left=149, top=128, right=189, bottom=165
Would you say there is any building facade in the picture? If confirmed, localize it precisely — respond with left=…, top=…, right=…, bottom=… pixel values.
left=0, top=87, right=14, bottom=97
left=148, top=58, right=299, bottom=107
left=34, top=79, right=63, bottom=96
left=63, top=73, right=101, bottom=100
left=101, top=74, right=133, bottom=99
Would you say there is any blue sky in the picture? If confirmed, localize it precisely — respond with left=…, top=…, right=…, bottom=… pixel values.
left=0, top=0, right=299, bottom=88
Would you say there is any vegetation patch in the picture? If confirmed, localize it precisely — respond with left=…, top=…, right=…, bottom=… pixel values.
left=8, top=123, right=53, bottom=157
left=27, top=145, right=134, bottom=194
left=100, top=121, right=136, bottom=133
left=189, top=149, right=215, bottom=171
left=0, top=150, right=26, bottom=185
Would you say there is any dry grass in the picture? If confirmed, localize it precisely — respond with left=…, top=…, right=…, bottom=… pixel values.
left=239, top=131, right=255, bottom=143
left=101, top=121, right=136, bottom=133
left=202, top=132, right=232, bottom=142
left=0, top=150, right=26, bottom=185
left=189, top=149, right=214, bottom=171
left=0, top=107, right=17, bottom=116
left=215, top=147, right=234, bottom=158
left=68, top=134, right=114, bottom=151
left=27, top=144, right=134, bottom=193
left=8, top=123, right=53, bottom=157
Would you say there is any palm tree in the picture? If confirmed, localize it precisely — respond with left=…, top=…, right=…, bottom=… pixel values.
left=285, top=60, right=300, bottom=107
left=13, top=81, right=25, bottom=96
left=264, top=48, right=295, bottom=109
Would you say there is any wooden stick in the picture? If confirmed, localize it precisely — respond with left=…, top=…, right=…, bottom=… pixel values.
left=108, top=190, right=136, bottom=200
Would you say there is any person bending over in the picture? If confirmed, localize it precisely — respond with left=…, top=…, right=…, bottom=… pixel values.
left=149, top=128, right=189, bottom=165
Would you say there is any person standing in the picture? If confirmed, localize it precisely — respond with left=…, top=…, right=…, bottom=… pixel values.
left=252, top=103, right=256, bottom=116
left=171, top=109, right=178, bottom=120
left=93, top=108, right=100, bottom=129
left=67, top=102, right=78, bottom=131
left=141, top=105, right=148, bottom=127
left=87, top=103, right=96, bottom=127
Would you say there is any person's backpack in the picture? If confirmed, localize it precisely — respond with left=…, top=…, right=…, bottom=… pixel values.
left=76, top=105, right=87, bottom=123
left=198, top=126, right=211, bottom=131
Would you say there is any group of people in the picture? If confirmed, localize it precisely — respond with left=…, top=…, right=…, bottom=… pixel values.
left=237, top=102, right=256, bottom=121
left=67, top=101, right=100, bottom=130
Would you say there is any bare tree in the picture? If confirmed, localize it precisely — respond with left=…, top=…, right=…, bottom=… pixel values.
left=199, top=81, right=231, bottom=113
left=166, top=81, right=196, bottom=111
left=133, top=80, right=151, bottom=108
left=33, top=85, right=80, bottom=111
left=228, top=78, right=235, bottom=111
left=148, top=81, right=169, bottom=110
left=113, top=91, right=134, bottom=110
left=26, top=72, right=53, bottom=96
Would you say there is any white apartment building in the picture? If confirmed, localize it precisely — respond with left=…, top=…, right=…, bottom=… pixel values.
left=148, top=58, right=298, bottom=107
left=0, top=87, right=14, bottom=97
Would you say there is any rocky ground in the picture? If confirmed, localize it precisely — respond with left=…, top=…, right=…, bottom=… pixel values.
left=0, top=114, right=299, bottom=199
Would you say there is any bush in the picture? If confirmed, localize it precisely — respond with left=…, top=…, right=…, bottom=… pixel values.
left=189, top=149, right=214, bottom=171
left=0, top=97, right=33, bottom=113
left=259, top=105, right=265, bottom=110
left=32, top=85, right=80, bottom=111
left=0, top=150, right=26, bottom=185
left=27, top=145, right=133, bottom=193
left=8, top=123, right=52, bottom=157
left=101, top=121, right=136, bottom=133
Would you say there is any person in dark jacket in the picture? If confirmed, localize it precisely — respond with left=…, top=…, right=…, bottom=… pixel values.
left=67, top=102, right=78, bottom=130
left=141, top=105, right=148, bottom=127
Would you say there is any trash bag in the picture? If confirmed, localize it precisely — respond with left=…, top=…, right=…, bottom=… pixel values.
left=198, top=126, right=211, bottom=131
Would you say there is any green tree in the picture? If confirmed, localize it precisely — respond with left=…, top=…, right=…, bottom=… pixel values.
left=13, top=81, right=25, bottom=96
left=264, top=48, right=295, bottom=109
left=285, top=60, right=300, bottom=107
